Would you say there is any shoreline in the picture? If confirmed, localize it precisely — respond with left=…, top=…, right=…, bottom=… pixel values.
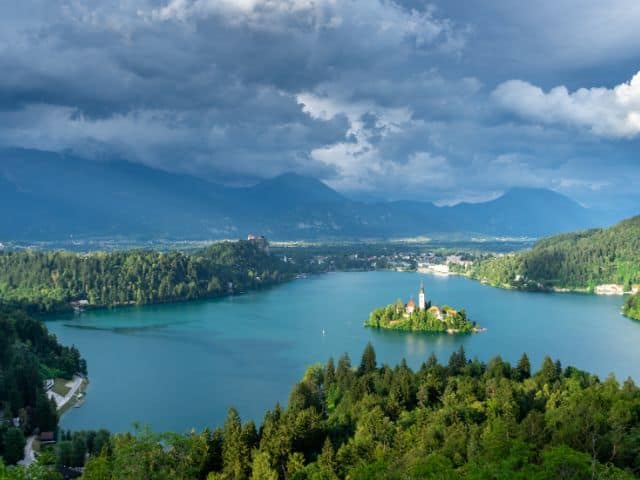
left=34, top=273, right=300, bottom=320
left=47, top=375, right=89, bottom=415
left=432, top=270, right=636, bottom=297
left=365, top=323, right=486, bottom=335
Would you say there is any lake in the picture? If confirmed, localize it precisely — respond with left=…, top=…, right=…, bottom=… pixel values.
left=45, top=271, right=640, bottom=434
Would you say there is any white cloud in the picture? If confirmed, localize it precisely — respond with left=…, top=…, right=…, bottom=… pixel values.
left=151, top=0, right=324, bottom=25
left=297, top=90, right=419, bottom=191
left=492, top=71, right=640, bottom=138
left=150, top=0, right=468, bottom=50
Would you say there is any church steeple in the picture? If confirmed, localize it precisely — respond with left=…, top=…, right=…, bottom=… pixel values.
left=418, top=281, right=426, bottom=311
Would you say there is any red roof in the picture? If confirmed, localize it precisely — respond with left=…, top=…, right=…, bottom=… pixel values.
left=39, top=431, right=55, bottom=442
left=407, top=299, right=415, bottom=307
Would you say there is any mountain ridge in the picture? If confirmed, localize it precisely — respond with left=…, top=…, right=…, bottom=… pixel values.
left=0, top=148, right=610, bottom=240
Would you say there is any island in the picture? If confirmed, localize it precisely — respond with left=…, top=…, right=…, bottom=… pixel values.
left=365, top=282, right=481, bottom=333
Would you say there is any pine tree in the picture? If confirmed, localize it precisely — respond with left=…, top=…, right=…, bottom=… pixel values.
left=2, top=427, right=25, bottom=465
left=317, top=437, right=336, bottom=475
left=516, top=353, right=531, bottom=380
left=336, top=353, right=352, bottom=388
left=448, top=345, right=467, bottom=374
left=539, top=356, right=559, bottom=386
left=324, top=357, right=336, bottom=386
left=222, top=408, right=250, bottom=480
left=250, top=451, right=278, bottom=480
left=359, top=342, right=377, bottom=375
left=34, top=392, right=58, bottom=432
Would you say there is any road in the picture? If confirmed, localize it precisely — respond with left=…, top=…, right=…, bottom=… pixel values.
left=18, top=435, right=36, bottom=466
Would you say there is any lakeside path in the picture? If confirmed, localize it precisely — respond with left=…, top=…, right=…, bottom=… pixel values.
left=48, top=375, right=85, bottom=410
left=21, top=375, right=87, bottom=466
left=18, top=436, right=36, bottom=467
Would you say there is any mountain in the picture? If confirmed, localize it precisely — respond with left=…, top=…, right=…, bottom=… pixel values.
left=0, top=148, right=607, bottom=241
left=246, top=172, right=347, bottom=207
left=442, top=187, right=594, bottom=236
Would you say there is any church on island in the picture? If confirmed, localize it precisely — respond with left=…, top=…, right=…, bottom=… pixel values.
left=404, top=281, right=427, bottom=315
left=367, top=281, right=476, bottom=333
left=403, top=282, right=450, bottom=321
left=404, top=282, right=427, bottom=315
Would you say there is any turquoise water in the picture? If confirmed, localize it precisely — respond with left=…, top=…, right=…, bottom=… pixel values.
left=45, top=271, right=640, bottom=434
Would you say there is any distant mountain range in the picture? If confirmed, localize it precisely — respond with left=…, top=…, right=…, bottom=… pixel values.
left=0, top=148, right=609, bottom=241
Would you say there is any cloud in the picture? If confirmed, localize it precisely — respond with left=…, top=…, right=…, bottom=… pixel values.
left=297, top=90, right=413, bottom=192
left=492, top=71, right=640, bottom=138
left=0, top=0, right=638, bottom=213
left=150, top=0, right=468, bottom=52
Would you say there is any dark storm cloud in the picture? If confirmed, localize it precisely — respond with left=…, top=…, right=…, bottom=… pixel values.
left=0, top=0, right=639, bottom=209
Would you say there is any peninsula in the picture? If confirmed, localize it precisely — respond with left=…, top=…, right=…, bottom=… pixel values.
left=365, top=282, right=479, bottom=333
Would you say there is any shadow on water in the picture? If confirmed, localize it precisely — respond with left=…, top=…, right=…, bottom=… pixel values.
left=62, top=323, right=172, bottom=334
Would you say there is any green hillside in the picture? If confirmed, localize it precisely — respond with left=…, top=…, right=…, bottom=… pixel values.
left=0, top=240, right=292, bottom=313
left=472, top=216, right=640, bottom=292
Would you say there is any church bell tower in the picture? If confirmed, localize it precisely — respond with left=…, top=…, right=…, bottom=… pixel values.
left=419, top=281, right=426, bottom=311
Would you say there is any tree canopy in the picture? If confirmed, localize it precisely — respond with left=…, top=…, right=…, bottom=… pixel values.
left=472, top=215, right=640, bottom=291
left=7, top=344, right=638, bottom=479
left=0, top=309, right=86, bottom=464
left=0, top=241, right=292, bottom=313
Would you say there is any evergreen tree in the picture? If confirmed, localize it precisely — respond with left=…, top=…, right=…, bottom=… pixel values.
left=317, top=437, right=336, bottom=475
left=5, top=352, right=640, bottom=479
left=71, top=432, right=88, bottom=467
left=539, top=356, right=559, bottom=386
left=33, top=392, right=57, bottom=433
left=2, top=427, right=25, bottom=466
left=222, top=408, right=250, bottom=480
left=56, top=440, right=73, bottom=468
left=92, top=430, right=110, bottom=456
left=358, top=342, right=377, bottom=375
left=82, top=456, right=111, bottom=480
left=324, top=357, right=336, bottom=387
left=250, top=450, right=278, bottom=480
left=336, top=353, right=352, bottom=388
left=203, top=428, right=224, bottom=475
left=448, top=345, right=467, bottom=374
left=516, top=353, right=531, bottom=380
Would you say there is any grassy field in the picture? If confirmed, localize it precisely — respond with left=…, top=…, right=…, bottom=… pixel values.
left=52, top=378, right=71, bottom=397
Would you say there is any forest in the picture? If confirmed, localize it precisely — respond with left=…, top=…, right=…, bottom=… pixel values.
left=623, top=293, right=640, bottom=321
left=0, top=309, right=87, bottom=466
left=0, top=241, right=293, bottom=313
left=2, top=344, right=639, bottom=479
left=471, top=215, right=640, bottom=291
